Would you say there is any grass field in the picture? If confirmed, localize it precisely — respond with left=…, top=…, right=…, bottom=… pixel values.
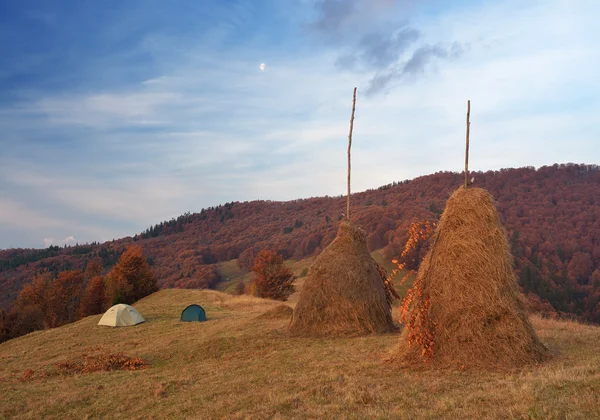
left=1, top=287, right=600, bottom=419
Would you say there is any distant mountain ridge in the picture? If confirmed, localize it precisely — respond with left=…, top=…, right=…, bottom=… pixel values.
left=2, top=163, right=600, bottom=323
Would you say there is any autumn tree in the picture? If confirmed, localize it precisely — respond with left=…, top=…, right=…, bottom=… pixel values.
left=237, top=248, right=256, bottom=270
left=567, top=251, right=594, bottom=284
left=235, top=280, right=246, bottom=295
left=0, top=309, right=10, bottom=343
left=6, top=305, right=46, bottom=340
left=15, top=271, right=53, bottom=313
left=251, top=250, right=295, bottom=301
left=79, top=276, right=107, bottom=317
left=0, top=271, right=53, bottom=342
left=46, top=270, right=85, bottom=328
left=85, top=258, right=103, bottom=278
left=105, top=245, right=158, bottom=305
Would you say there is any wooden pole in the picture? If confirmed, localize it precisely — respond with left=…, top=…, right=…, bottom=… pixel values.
left=464, top=99, right=471, bottom=189
left=347, top=87, right=357, bottom=221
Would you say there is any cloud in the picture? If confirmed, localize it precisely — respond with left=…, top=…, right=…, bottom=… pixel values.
left=0, top=198, right=64, bottom=230
left=310, top=0, right=358, bottom=37
left=366, top=42, right=464, bottom=95
left=336, top=27, right=420, bottom=70
left=403, top=43, right=462, bottom=75
left=26, top=91, right=181, bottom=128
left=310, top=0, right=415, bottom=38
left=309, top=0, right=463, bottom=95
left=42, top=236, right=77, bottom=248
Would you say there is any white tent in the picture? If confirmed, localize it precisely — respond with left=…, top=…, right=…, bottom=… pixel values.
left=98, top=304, right=145, bottom=327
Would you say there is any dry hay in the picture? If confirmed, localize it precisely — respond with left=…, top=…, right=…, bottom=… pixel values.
left=289, top=221, right=396, bottom=337
left=256, top=304, right=293, bottom=320
left=396, top=187, right=549, bottom=370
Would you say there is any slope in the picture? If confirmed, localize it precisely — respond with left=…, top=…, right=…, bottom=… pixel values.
left=2, top=164, right=600, bottom=323
left=1, top=289, right=600, bottom=419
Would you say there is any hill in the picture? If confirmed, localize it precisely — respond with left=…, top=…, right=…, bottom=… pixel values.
left=2, top=163, right=600, bottom=323
left=1, top=289, right=600, bottom=419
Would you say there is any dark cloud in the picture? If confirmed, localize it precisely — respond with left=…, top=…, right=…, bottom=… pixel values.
left=310, top=0, right=359, bottom=37
left=403, top=42, right=463, bottom=75
left=309, top=0, right=465, bottom=96
left=402, top=44, right=448, bottom=75
left=336, top=27, right=420, bottom=70
left=364, top=70, right=400, bottom=96
left=365, top=42, right=464, bottom=96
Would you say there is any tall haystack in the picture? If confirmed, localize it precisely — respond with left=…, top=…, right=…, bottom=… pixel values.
left=397, top=187, right=549, bottom=369
left=289, top=221, right=396, bottom=337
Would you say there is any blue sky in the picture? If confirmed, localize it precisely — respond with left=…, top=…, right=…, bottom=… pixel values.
left=1, top=0, right=599, bottom=249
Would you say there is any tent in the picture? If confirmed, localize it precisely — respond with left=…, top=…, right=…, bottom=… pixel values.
left=98, top=304, right=145, bottom=327
left=180, top=304, right=207, bottom=322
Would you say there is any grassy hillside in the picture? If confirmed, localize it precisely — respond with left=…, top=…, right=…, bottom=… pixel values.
left=214, top=257, right=317, bottom=296
left=3, top=164, right=600, bottom=326
left=1, top=288, right=599, bottom=419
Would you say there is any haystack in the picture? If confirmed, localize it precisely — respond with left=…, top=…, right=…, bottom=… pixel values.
left=397, top=187, right=549, bottom=369
left=257, top=304, right=293, bottom=320
left=289, top=221, right=396, bottom=336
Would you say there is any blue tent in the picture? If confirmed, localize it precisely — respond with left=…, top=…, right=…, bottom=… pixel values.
left=180, top=304, right=207, bottom=322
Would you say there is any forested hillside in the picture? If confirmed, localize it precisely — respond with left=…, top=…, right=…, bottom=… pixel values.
left=2, top=163, right=600, bottom=322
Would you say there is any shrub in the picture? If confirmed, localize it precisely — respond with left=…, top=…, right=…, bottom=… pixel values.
left=251, top=250, right=295, bottom=301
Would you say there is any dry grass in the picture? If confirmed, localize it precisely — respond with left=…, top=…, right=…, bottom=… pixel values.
left=216, top=256, right=316, bottom=296
left=397, top=187, right=549, bottom=370
left=256, top=304, right=293, bottom=320
left=289, top=222, right=396, bottom=337
left=1, top=288, right=600, bottom=419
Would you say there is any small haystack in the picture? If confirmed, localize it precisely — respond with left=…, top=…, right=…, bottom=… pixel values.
left=397, top=187, right=549, bottom=369
left=289, top=221, right=396, bottom=337
left=257, top=304, right=293, bottom=320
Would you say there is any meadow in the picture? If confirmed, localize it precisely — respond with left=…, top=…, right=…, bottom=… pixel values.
left=1, top=286, right=599, bottom=419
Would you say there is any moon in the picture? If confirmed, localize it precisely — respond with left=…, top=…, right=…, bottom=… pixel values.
left=260, top=63, right=266, bottom=71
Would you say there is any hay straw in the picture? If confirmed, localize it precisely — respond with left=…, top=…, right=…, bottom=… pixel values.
left=256, top=305, right=293, bottom=320
left=397, top=187, right=549, bottom=369
left=289, top=222, right=396, bottom=337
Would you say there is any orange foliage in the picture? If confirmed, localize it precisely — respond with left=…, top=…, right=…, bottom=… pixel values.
left=251, top=250, right=295, bottom=301
left=53, top=352, right=149, bottom=374
left=20, top=352, right=149, bottom=380
left=387, top=221, right=436, bottom=287
left=79, top=276, right=106, bottom=318
left=46, top=270, right=85, bottom=328
left=388, top=221, right=437, bottom=360
left=376, top=263, right=401, bottom=305
left=237, top=248, right=257, bottom=270
left=16, top=271, right=52, bottom=313
left=84, top=259, right=103, bottom=278
left=3, top=164, right=600, bottom=326
left=105, top=245, right=157, bottom=306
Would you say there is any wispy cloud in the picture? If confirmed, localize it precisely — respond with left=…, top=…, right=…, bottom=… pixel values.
left=307, top=0, right=464, bottom=93
left=365, top=42, right=464, bottom=95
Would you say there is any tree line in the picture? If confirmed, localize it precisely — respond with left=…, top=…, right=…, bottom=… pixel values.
left=0, top=246, right=157, bottom=343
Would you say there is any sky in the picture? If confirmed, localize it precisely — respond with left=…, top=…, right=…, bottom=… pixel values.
left=1, top=0, right=599, bottom=249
